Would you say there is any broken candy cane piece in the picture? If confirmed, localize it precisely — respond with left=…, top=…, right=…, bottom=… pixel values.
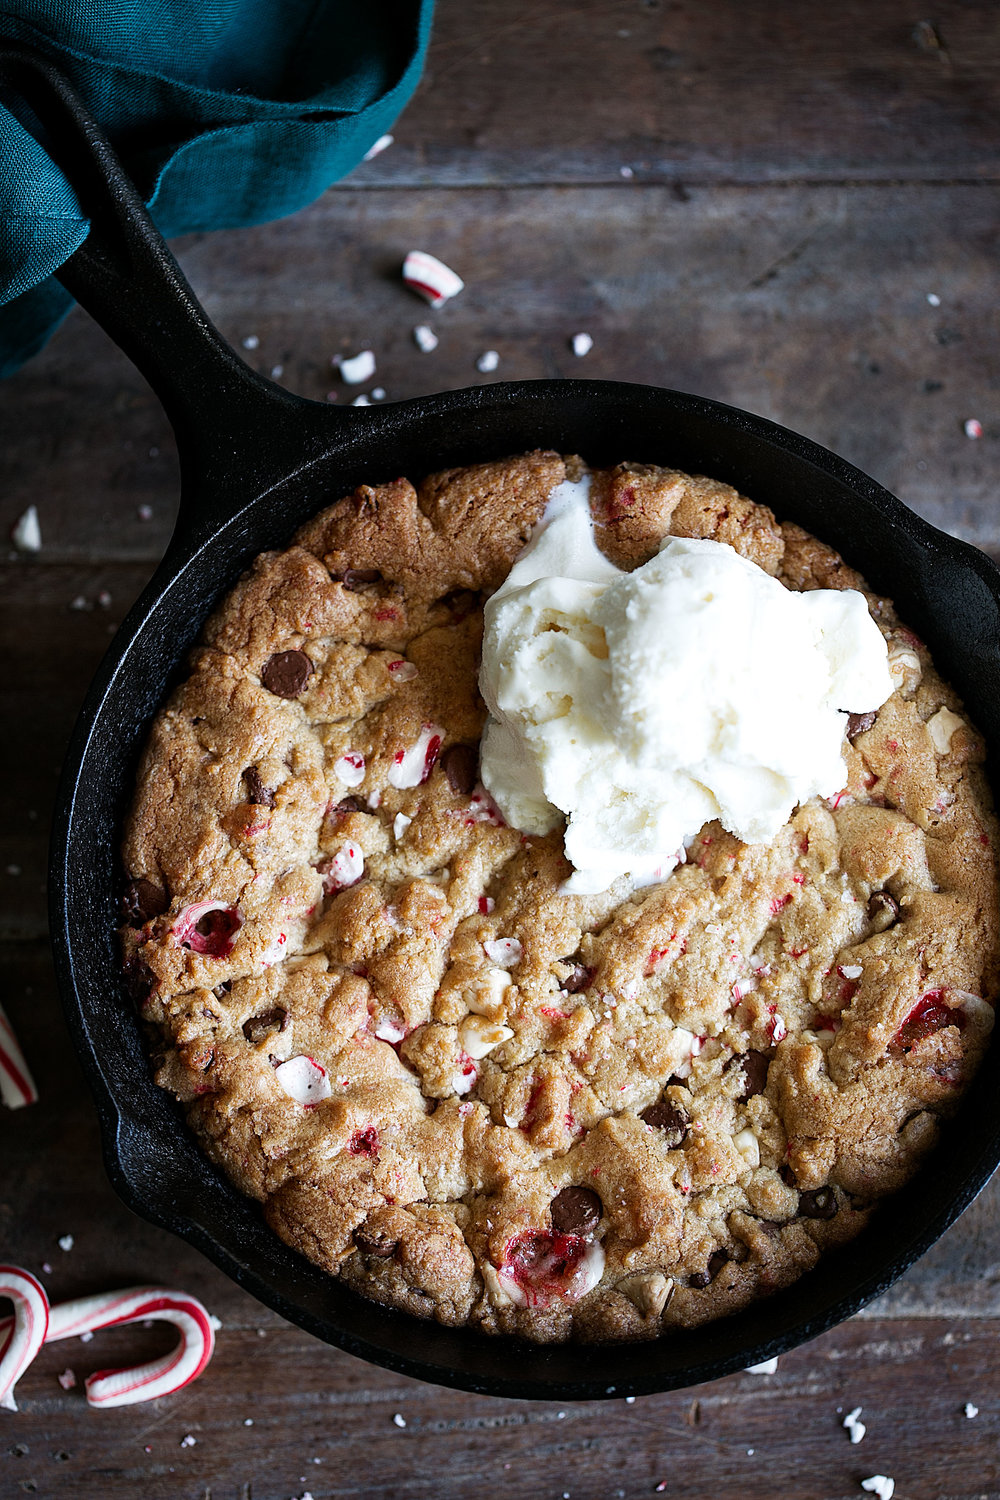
left=334, top=751, right=365, bottom=787
left=483, top=937, right=523, bottom=969
left=362, top=133, right=393, bottom=161
left=274, top=1055, right=333, bottom=1105
left=322, top=842, right=365, bottom=892
left=172, top=901, right=242, bottom=958
left=35, top=1287, right=213, bottom=1408
left=335, top=349, right=376, bottom=385
left=413, top=325, right=438, bottom=352
left=0, top=1265, right=49, bottom=1411
left=497, top=1232, right=605, bottom=1309
left=386, top=658, right=418, bottom=683
left=0, top=1002, right=38, bottom=1110
left=402, top=251, right=464, bottom=308
left=388, top=724, right=444, bottom=789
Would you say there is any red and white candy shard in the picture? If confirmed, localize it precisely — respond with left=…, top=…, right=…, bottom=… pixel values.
left=275, top=1055, right=333, bottom=1105
left=172, top=901, right=242, bottom=958
left=402, top=250, right=464, bottom=308
left=464, top=787, right=505, bottom=826
left=335, top=350, right=376, bottom=385
left=374, top=1013, right=406, bottom=1043
left=0, top=1002, right=39, bottom=1110
left=388, top=724, right=444, bottom=789
left=387, top=658, right=418, bottom=683
left=334, top=751, right=365, bottom=787
left=451, top=1054, right=478, bottom=1095
left=497, top=1233, right=605, bottom=1309
left=259, top=931, right=288, bottom=968
left=324, top=842, right=365, bottom=891
left=483, top=937, right=522, bottom=969
left=0, top=1265, right=49, bottom=1411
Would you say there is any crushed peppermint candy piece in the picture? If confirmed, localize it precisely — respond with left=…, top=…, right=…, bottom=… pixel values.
left=964, top=418, right=983, bottom=439
left=571, top=332, right=593, bottom=357
left=839, top=964, right=863, bottom=981
left=387, top=658, right=418, bottom=682
left=388, top=724, right=444, bottom=789
left=180, top=1434, right=197, bottom=1448
left=79, top=1330, right=93, bottom=1343
left=403, top=250, right=464, bottom=308
left=413, top=324, right=438, bottom=352
left=927, top=292, right=941, bottom=305
left=274, top=1055, right=333, bottom=1106
left=843, top=1406, right=867, bottom=1443
left=336, top=349, right=376, bottom=385
left=57, top=1368, right=77, bottom=1390
left=374, top=1013, right=406, bottom=1043
left=11, top=505, right=41, bottom=552
left=323, top=842, right=365, bottom=891
left=58, top=1235, right=74, bottom=1253
left=334, top=752, right=365, bottom=787
left=860, top=1478, right=894, bottom=1500
left=352, top=394, right=371, bottom=406
left=745, top=1357, right=778, bottom=1374
left=371, top=387, right=386, bottom=400
left=476, top=350, right=500, bottom=373
left=393, top=813, right=412, bottom=841
left=964, top=1401, right=979, bottom=1418
left=363, top=133, right=393, bottom=160
left=137, top=504, right=154, bottom=521
left=241, top=334, right=259, bottom=350
left=392, top=1412, right=407, bottom=1428
left=483, top=937, right=522, bottom=969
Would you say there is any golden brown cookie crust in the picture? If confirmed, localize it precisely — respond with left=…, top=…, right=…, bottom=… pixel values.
left=121, top=452, right=998, bottom=1343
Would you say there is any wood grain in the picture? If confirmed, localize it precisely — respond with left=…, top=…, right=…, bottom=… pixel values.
left=1, top=0, right=998, bottom=1494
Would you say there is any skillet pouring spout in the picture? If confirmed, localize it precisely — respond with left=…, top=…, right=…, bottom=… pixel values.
left=8, top=43, right=1000, bottom=1398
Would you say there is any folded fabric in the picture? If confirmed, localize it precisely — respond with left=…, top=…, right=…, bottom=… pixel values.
left=0, top=0, right=433, bottom=376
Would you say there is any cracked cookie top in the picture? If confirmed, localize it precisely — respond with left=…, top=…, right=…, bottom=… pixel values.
left=120, top=451, right=998, bottom=1343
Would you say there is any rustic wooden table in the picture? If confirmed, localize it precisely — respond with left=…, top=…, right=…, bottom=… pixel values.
left=2, top=3, right=998, bottom=1496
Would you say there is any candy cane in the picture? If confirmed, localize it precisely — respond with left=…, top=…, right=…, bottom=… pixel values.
left=0, top=1283, right=214, bottom=1409
left=0, top=1002, right=38, bottom=1110
left=0, top=1267, right=49, bottom=1411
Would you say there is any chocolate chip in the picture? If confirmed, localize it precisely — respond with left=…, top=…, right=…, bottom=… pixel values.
left=738, top=1049, right=773, bottom=1100
left=261, top=649, right=313, bottom=698
left=690, top=1249, right=729, bottom=1288
left=331, top=797, right=363, bottom=818
left=121, top=879, right=168, bottom=927
left=242, top=1007, right=289, bottom=1044
left=441, top=743, right=478, bottom=796
left=341, top=569, right=382, bottom=591
left=846, top=710, right=877, bottom=741
left=213, top=980, right=233, bottom=999
left=561, top=961, right=594, bottom=994
left=867, top=890, right=900, bottom=933
left=354, top=1222, right=398, bottom=1258
left=798, top=1187, right=838, bottom=1220
left=121, top=953, right=154, bottom=1004
left=639, top=1100, right=689, bottom=1146
left=242, top=767, right=276, bottom=807
left=438, top=588, right=479, bottom=621
left=550, top=1186, right=603, bottom=1236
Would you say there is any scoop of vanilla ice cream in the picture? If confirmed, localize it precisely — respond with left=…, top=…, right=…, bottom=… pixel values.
left=479, top=477, right=894, bottom=895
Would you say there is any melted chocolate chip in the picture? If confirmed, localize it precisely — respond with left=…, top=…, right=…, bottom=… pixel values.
left=798, top=1187, right=838, bottom=1220
left=867, top=890, right=900, bottom=933
left=242, top=767, right=276, bottom=807
left=738, top=1049, right=773, bottom=1100
left=438, top=588, right=479, bottom=621
left=331, top=797, right=363, bottom=819
left=242, top=1007, right=289, bottom=1044
left=354, top=1222, right=398, bottom=1258
left=121, top=953, right=154, bottom=1005
left=561, top=962, right=594, bottom=994
left=639, top=1100, right=689, bottom=1146
left=550, top=1185, right=603, bottom=1236
left=261, top=649, right=313, bottom=698
left=121, top=879, right=168, bottom=927
left=690, top=1249, right=730, bottom=1288
left=846, top=710, right=877, bottom=741
left=341, top=568, right=383, bottom=591
left=440, top=743, right=478, bottom=796
left=213, top=980, right=233, bottom=999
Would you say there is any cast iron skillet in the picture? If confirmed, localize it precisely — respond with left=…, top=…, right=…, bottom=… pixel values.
left=8, top=46, right=1000, bottom=1399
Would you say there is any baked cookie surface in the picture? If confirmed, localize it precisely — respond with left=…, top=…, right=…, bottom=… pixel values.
left=121, top=452, right=998, bottom=1342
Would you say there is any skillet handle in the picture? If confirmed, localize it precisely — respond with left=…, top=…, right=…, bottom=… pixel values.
left=0, top=43, right=313, bottom=487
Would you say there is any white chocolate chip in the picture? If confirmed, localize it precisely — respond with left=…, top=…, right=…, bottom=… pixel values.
left=888, top=644, right=922, bottom=691
left=926, top=706, right=965, bottom=754
left=733, top=1128, right=760, bottom=1168
left=459, top=1014, right=514, bottom=1059
left=617, top=1270, right=673, bottom=1317
left=464, top=968, right=512, bottom=1016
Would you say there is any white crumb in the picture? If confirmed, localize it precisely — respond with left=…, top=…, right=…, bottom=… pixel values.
left=964, top=1402, right=979, bottom=1418
left=12, top=505, right=41, bottom=552
left=392, top=1413, right=407, bottom=1428
left=413, top=325, right=438, bottom=352
left=476, top=350, right=500, bottom=373
left=336, top=350, right=376, bottom=385
left=57, top=1235, right=74, bottom=1252
left=571, top=332, right=594, bottom=357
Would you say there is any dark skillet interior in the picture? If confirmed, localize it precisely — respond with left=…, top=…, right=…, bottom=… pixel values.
left=11, top=43, right=1000, bottom=1399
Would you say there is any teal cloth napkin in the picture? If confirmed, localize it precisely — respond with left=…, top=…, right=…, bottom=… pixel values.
left=0, top=1, right=433, bottom=375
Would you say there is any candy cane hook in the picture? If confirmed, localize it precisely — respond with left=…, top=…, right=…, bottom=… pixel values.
left=0, top=1267, right=49, bottom=1412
